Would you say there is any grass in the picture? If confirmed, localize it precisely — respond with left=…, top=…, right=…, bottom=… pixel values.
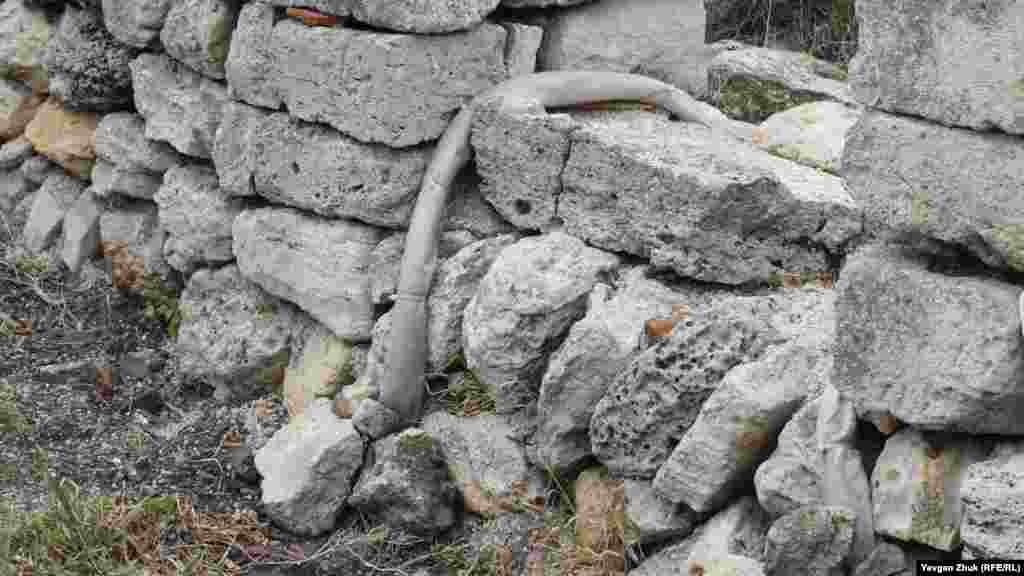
left=443, top=352, right=496, bottom=417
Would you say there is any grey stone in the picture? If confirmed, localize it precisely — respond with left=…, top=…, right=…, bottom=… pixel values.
left=501, top=0, right=590, bottom=7
left=631, top=496, right=769, bottom=576
left=852, top=542, right=908, bottom=576
left=255, top=399, right=366, bottom=536
left=102, top=0, right=172, bottom=48
left=130, top=52, right=230, bottom=159
left=44, top=7, right=141, bottom=112
left=0, top=168, right=32, bottom=214
left=850, top=0, right=1024, bottom=134
left=351, top=398, right=404, bottom=440
left=232, top=207, right=380, bottom=342
left=624, top=479, right=696, bottom=546
left=536, top=0, right=710, bottom=99
left=652, top=333, right=829, bottom=514
left=91, top=160, right=163, bottom=200
left=425, top=233, right=520, bottom=373
left=176, top=264, right=309, bottom=400
left=154, top=164, right=243, bottom=274
left=501, top=22, right=542, bottom=78
left=98, top=197, right=175, bottom=286
left=833, top=244, right=1024, bottom=434
left=871, top=428, right=991, bottom=551
left=228, top=19, right=507, bottom=146
left=462, top=231, right=620, bottom=413
left=20, top=154, right=57, bottom=185
left=763, top=505, right=855, bottom=576
left=842, top=110, right=1024, bottom=274
left=264, top=0, right=349, bottom=16
left=349, top=429, right=458, bottom=537
left=212, top=101, right=429, bottom=227
left=352, top=311, right=392, bottom=397
left=224, top=2, right=277, bottom=109
left=0, top=137, right=34, bottom=170
left=757, top=101, right=863, bottom=174
left=755, top=398, right=824, bottom=519
left=472, top=107, right=861, bottom=285
left=348, top=0, right=502, bottom=34
left=23, top=172, right=86, bottom=253
left=61, top=188, right=101, bottom=275
left=95, top=113, right=183, bottom=174
left=961, top=451, right=1024, bottom=560
left=422, top=411, right=546, bottom=502
left=161, top=0, right=239, bottom=79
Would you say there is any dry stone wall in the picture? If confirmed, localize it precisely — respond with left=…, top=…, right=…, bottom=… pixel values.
left=2, top=0, right=1024, bottom=574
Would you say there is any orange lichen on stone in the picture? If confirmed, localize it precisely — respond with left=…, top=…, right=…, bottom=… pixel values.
left=285, top=7, right=337, bottom=27
left=645, top=318, right=674, bottom=338
left=877, top=412, right=901, bottom=435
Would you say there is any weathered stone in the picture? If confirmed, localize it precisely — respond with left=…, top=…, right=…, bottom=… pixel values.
left=233, top=207, right=380, bottom=342
left=22, top=172, right=87, bottom=253
left=462, top=231, right=620, bottom=413
left=95, top=113, right=183, bottom=174
left=871, top=428, right=991, bottom=551
left=212, top=101, right=429, bottom=227
left=501, top=22, right=542, bottom=79
left=348, top=0, right=501, bottom=34
left=155, top=164, right=242, bottom=274
left=349, top=429, right=458, bottom=536
left=176, top=264, right=308, bottom=399
left=422, top=411, right=545, bottom=504
left=631, top=496, right=769, bottom=576
left=20, top=154, right=58, bottom=185
left=224, top=2, right=277, bottom=109
left=501, top=0, right=590, bottom=7
left=0, top=137, right=34, bottom=169
left=473, top=107, right=860, bottom=285
left=708, top=45, right=855, bottom=123
left=652, top=335, right=828, bottom=514
left=351, top=398, right=404, bottom=440
left=102, top=0, right=172, bottom=47
left=44, top=7, right=140, bottom=111
left=426, top=233, right=520, bottom=373
left=624, top=479, right=697, bottom=546
left=850, top=0, right=1024, bottom=134
left=265, top=0, right=349, bottom=17
left=98, top=196, right=175, bottom=286
left=61, top=189, right=101, bottom=275
left=961, top=450, right=1024, bottom=560
left=758, top=101, right=863, bottom=174
left=227, top=19, right=507, bottom=146
left=852, top=542, right=909, bottom=576
left=833, top=244, right=1024, bottom=434
left=0, top=0, right=51, bottom=91
left=537, top=0, right=709, bottom=99
left=282, top=324, right=352, bottom=419
left=130, top=52, right=230, bottom=159
left=534, top=268, right=703, bottom=475
left=91, top=160, right=164, bottom=200
left=255, top=399, right=366, bottom=536
left=161, top=0, right=239, bottom=79
left=842, top=110, right=1024, bottom=274
left=23, top=97, right=98, bottom=179
left=763, top=505, right=855, bottom=576
left=0, top=169, right=32, bottom=214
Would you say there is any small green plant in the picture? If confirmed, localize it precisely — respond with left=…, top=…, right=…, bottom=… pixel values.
left=445, top=353, right=496, bottom=416
left=0, top=462, right=15, bottom=482
left=397, top=429, right=435, bottom=451
left=14, top=254, right=48, bottom=275
left=30, top=447, right=48, bottom=482
left=431, top=542, right=500, bottom=576
left=125, top=430, right=145, bottom=452
left=718, top=76, right=822, bottom=124
left=0, top=380, right=29, bottom=434
left=255, top=301, right=276, bottom=319
left=142, top=273, right=183, bottom=338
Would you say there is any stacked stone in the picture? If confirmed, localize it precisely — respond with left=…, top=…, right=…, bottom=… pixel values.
left=833, top=0, right=1024, bottom=561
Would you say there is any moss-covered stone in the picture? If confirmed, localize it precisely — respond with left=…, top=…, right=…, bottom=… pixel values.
left=989, top=223, right=1024, bottom=273
left=718, top=76, right=822, bottom=124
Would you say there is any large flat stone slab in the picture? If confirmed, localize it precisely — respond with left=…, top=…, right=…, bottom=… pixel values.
left=850, top=0, right=1024, bottom=134
left=842, top=110, right=1024, bottom=274
left=233, top=207, right=381, bottom=342
left=833, top=244, right=1024, bottom=435
left=472, top=107, right=861, bottom=285
left=226, top=19, right=508, bottom=146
